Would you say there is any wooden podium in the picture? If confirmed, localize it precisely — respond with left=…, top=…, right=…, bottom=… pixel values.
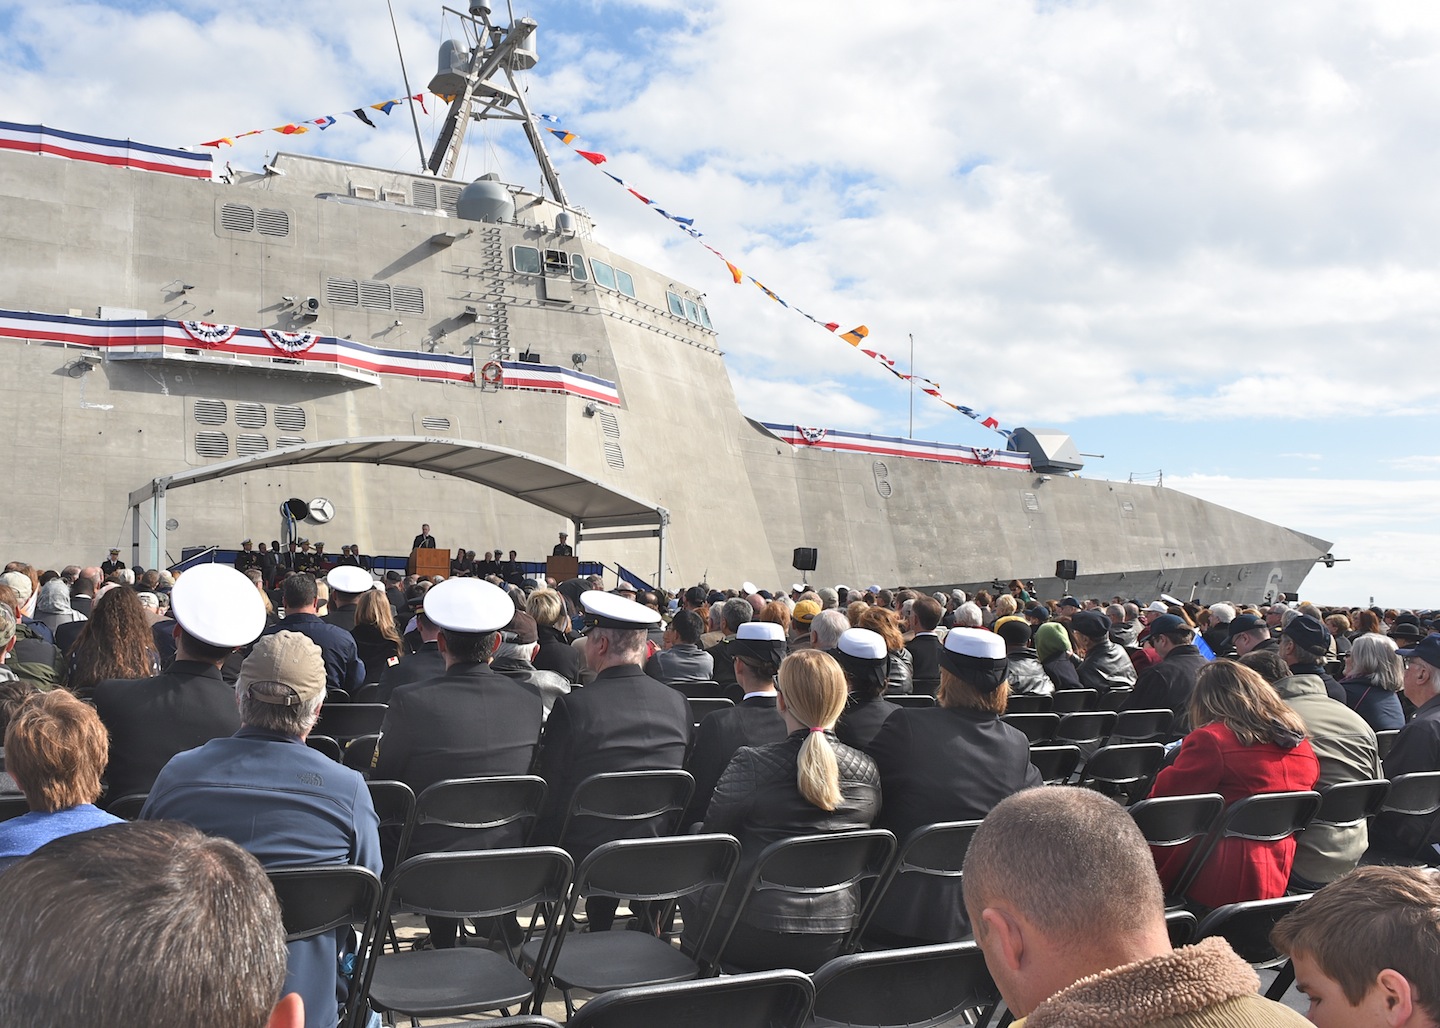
left=409, top=547, right=451, bottom=579
left=547, top=555, right=579, bottom=583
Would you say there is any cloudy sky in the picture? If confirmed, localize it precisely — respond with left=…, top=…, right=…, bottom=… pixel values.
left=4, top=0, right=1437, bottom=606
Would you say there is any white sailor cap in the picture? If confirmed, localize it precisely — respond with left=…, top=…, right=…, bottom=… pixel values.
left=1145, top=600, right=1169, bottom=614
left=791, top=583, right=805, bottom=593
left=732, top=621, right=787, bottom=665
left=241, top=538, right=252, bottom=545
left=835, top=584, right=850, bottom=592
left=425, top=578, right=515, bottom=633
left=741, top=581, right=758, bottom=597
left=327, top=565, right=372, bottom=594
left=837, top=628, right=888, bottom=661
left=581, top=590, right=662, bottom=630
left=170, top=563, right=266, bottom=649
left=939, top=627, right=1008, bottom=693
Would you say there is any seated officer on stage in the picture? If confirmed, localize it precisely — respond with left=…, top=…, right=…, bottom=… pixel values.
left=534, top=590, right=691, bottom=931
left=93, top=564, right=264, bottom=801
left=684, top=621, right=789, bottom=825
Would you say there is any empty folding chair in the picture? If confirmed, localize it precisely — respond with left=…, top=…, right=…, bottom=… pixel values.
left=565, top=969, right=814, bottom=1028
left=1051, top=689, right=1098, bottom=713
left=1098, top=686, right=1133, bottom=711
left=266, top=865, right=384, bottom=1028
left=888, top=694, right=936, bottom=709
left=307, top=735, right=344, bottom=762
left=1371, top=771, right=1440, bottom=865
left=1193, top=895, right=1311, bottom=1001
left=1028, top=745, right=1082, bottom=786
left=355, top=847, right=573, bottom=1024
left=1053, top=711, right=1117, bottom=750
left=863, top=821, right=982, bottom=949
left=810, top=941, right=1001, bottom=1028
left=1001, top=712, right=1059, bottom=744
left=525, top=834, right=743, bottom=1017
left=1107, top=708, right=1175, bottom=744
left=1078, top=743, right=1166, bottom=804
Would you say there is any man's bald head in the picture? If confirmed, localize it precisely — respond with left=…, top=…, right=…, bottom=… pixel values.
left=964, top=787, right=1165, bottom=946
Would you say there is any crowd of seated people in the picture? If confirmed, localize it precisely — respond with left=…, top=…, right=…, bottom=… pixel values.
left=3, top=549, right=1440, bottom=1024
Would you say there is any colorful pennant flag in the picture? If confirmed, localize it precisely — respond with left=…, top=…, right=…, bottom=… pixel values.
left=547, top=127, right=577, bottom=144
left=575, top=149, right=607, bottom=165
left=313, top=116, right=336, bottom=130
left=350, top=108, right=377, bottom=128
left=201, top=137, right=234, bottom=148
left=840, top=326, right=869, bottom=347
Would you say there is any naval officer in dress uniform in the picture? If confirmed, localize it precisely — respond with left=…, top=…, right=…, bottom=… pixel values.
left=534, top=590, right=692, bottom=931
left=371, top=577, right=544, bottom=948
left=92, top=563, right=264, bottom=804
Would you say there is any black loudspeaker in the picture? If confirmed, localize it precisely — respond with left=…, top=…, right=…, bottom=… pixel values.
left=283, top=497, right=310, bottom=520
left=793, top=547, right=818, bottom=572
left=1055, top=559, right=1077, bottom=580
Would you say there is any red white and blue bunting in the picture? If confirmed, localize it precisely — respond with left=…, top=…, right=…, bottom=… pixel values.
left=263, top=328, right=321, bottom=355
left=0, top=121, right=212, bottom=180
left=763, top=423, right=1030, bottom=471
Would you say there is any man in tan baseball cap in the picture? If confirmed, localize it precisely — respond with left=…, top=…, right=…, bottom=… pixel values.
left=142, top=630, right=380, bottom=1028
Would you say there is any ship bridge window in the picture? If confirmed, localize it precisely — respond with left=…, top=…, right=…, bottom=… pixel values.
left=570, top=254, right=588, bottom=282
left=274, top=405, right=308, bottom=432
left=698, top=304, right=713, bottom=330
left=614, top=269, right=636, bottom=298
left=543, top=249, right=570, bottom=274
left=666, top=292, right=687, bottom=319
left=590, top=259, right=617, bottom=291
left=683, top=298, right=701, bottom=323
left=512, top=245, right=541, bottom=275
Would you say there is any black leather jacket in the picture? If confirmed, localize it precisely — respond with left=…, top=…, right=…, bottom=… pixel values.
left=700, top=729, right=881, bottom=933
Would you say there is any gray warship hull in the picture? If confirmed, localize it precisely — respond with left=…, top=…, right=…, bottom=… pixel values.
left=0, top=125, right=1328, bottom=602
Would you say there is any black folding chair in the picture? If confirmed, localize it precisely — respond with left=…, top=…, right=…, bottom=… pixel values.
left=1001, top=712, right=1059, bottom=744
left=556, top=770, right=694, bottom=853
left=863, top=821, right=981, bottom=949
left=687, top=697, right=734, bottom=728
left=307, top=735, right=344, bottom=762
left=1310, top=779, right=1389, bottom=834
left=266, top=865, right=384, bottom=1028
left=105, top=792, right=149, bottom=820
left=1107, top=708, right=1174, bottom=744
left=1128, top=793, right=1226, bottom=903
left=1194, top=895, right=1312, bottom=1001
left=1165, top=908, right=1198, bottom=948
left=344, top=734, right=380, bottom=773
left=1373, top=771, right=1440, bottom=864
left=565, top=969, right=814, bottom=1028
left=1171, top=792, right=1322, bottom=904
left=0, top=795, right=29, bottom=822
left=888, top=694, right=936, bottom=709
left=1374, top=730, right=1400, bottom=760
left=809, top=941, right=1001, bottom=1028
left=1028, top=745, right=1082, bottom=785
left=356, top=847, right=573, bottom=1023
left=672, top=679, right=727, bottom=700
left=1051, top=689, right=1098, bottom=713
left=1098, top=686, right=1133, bottom=711
left=1053, top=711, right=1117, bottom=749
left=405, top=775, right=548, bottom=862
left=366, top=780, right=417, bottom=871
left=316, top=703, right=389, bottom=742
left=700, top=829, right=897, bottom=974
left=1078, top=743, right=1166, bottom=804
left=1003, top=693, right=1052, bottom=714
left=526, top=834, right=743, bottom=1016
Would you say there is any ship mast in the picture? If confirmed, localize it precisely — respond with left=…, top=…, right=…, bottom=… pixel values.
left=427, top=4, right=569, bottom=206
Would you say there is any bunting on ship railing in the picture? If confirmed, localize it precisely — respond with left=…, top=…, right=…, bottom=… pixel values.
left=532, top=115, right=1010, bottom=438
left=196, top=93, right=430, bottom=149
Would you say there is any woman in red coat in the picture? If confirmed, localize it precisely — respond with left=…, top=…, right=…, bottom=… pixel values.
left=1147, top=659, right=1319, bottom=910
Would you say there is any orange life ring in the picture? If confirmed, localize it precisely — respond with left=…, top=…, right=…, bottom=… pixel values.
left=480, top=360, right=504, bottom=385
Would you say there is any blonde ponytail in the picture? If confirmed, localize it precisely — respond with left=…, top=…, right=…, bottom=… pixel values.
left=778, top=650, right=849, bottom=811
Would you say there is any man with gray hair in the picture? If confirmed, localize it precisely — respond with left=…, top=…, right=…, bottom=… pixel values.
left=964, top=788, right=1307, bottom=1027
left=535, top=591, right=690, bottom=931
left=810, top=608, right=850, bottom=652
left=952, top=601, right=983, bottom=628
left=143, top=631, right=381, bottom=1028
left=1203, top=602, right=1237, bottom=658
left=704, top=596, right=754, bottom=694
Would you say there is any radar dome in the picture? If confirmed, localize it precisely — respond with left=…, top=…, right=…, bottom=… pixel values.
left=457, top=173, right=514, bottom=223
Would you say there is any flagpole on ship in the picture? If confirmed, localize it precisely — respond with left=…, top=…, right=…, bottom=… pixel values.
left=908, top=333, right=915, bottom=439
